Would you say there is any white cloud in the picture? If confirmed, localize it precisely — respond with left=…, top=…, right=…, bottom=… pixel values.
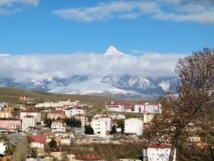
left=0, top=49, right=185, bottom=81
left=0, top=0, right=39, bottom=15
left=153, top=3, right=214, bottom=24
left=53, top=1, right=214, bottom=24
left=0, top=0, right=39, bottom=6
left=53, top=1, right=159, bottom=22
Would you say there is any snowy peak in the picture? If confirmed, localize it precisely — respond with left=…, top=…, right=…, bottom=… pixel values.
left=104, top=46, right=124, bottom=56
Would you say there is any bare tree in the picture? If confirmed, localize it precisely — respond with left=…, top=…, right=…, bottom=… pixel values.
left=145, top=48, right=214, bottom=161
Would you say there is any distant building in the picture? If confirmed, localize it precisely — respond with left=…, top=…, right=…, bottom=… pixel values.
left=93, top=115, right=112, bottom=133
left=48, top=148, right=67, bottom=160
left=134, top=102, right=161, bottom=113
left=91, top=119, right=106, bottom=137
left=142, top=144, right=176, bottom=161
left=0, top=118, right=21, bottom=131
left=51, top=120, right=66, bottom=133
left=47, top=111, right=65, bottom=120
left=0, top=111, right=13, bottom=118
left=64, top=107, right=85, bottom=118
left=20, top=110, right=41, bottom=122
left=73, top=114, right=88, bottom=127
left=124, top=118, right=143, bottom=136
left=0, top=141, right=8, bottom=155
left=22, top=115, right=37, bottom=131
left=105, top=101, right=132, bottom=112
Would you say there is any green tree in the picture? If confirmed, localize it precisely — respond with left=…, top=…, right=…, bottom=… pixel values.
left=44, top=118, right=52, bottom=128
left=84, top=125, right=94, bottom=135
left=64, top=117, right=81, bottom=128
left=110, top=125, right=117, bottom=135
left=145, top=48, right=214, bottom=161
left=49, top=138, right=57, bottom=149
left=117, top=119, right=125, bottom=134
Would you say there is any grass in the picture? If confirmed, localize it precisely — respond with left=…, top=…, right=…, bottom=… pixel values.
left=0, top=87, right=120, bottom=108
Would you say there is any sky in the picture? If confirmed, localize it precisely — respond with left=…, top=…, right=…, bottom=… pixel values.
left=0, top=0, right=214, bottom=80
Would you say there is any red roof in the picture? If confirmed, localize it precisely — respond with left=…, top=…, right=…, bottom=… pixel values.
left=28, top=135, right=46, bottom=144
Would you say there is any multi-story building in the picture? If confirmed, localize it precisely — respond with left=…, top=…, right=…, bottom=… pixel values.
left=51, top=120, right=66, bottom=133
left=143, top=113, right=156, bottom=123
left=22, top=115, right=37, bottom=131
left=0, top=118, right=21, bottom=131
left=64, top=107, right=85, bottom=118
left=134, top=102, right=161, bottom=113
left=105, top=101, right=132, bottom=112
left=73, top=114, right=88, bottom=127
left=20, top=110, right=41, bottom=122
left=142, top=144, right=176, bottom=161
left=47, top=111, right=65, bottom=120
left=93, top=115, right=112, bottom=133
left=124, top=118, right=143, bottom=136
left=0, top=111, right=13, bottom=118
left=90, top=119, right=106, bottom=137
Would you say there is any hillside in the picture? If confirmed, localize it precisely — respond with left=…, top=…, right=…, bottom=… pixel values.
left=0, top=87, right=120, bottom=108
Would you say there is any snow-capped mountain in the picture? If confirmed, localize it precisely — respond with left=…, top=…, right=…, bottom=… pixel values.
left=0, top=75, right=179, bottom=100
left=0, top=46, right=180, bottom=100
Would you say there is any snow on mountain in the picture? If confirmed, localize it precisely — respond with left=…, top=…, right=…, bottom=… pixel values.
left=104, top=46, right=124, bottom=56
left=0, top=75, right=179, bottom=100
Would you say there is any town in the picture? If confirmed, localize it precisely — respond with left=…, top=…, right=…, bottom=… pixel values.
left=0, top=94, right=203, bottom=161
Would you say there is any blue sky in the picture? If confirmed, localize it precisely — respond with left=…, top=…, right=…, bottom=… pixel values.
left=0, top=0, right=213, bottom=55
left=0, top=0, right=213, bottom=80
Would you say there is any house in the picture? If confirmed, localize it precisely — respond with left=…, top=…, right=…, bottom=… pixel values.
left=48, top=148, right=67, bottom=160
left=47, top=111, right=65, bottom=120
left=22, top=115, right=37, bottom=131
left=28, top=135, right=47, bottom=144
left=51, top=120, right=66, bottom=133
left=90, top=119, right=106, bottom=137
left=0, top=118, right=21, bottom=131
left=142, top=144, right=176, bottom=161
left=105, top=101, right=132, bottom=112
left=20, top=110, right=41, bottom=123
left=64, top=107, right=85, bottom=118
left=93, top=115, right=112, bottom=133
left=143, top=113, right=156, bottom=123
left=134, top=102, right=161, bottom=113
left=124, top=118, right=143, bottom=136
left=0, top=111, right=13, bottom=118
left=0, top=141, right=8, bottom=155
left=73, top=114, right=88, bottom=127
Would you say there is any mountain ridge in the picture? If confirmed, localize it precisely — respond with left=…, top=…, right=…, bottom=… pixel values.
left=0, top=75, right=179, bottom=101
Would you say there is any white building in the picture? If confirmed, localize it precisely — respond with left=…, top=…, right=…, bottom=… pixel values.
left=105, top=101, right=132, bottom=112
left=30, top=141, right=44, bottom=149
left=20, top=110, right=41, bottom=122
left=124, top=118, right=143, bottom=136
left=93, top=115, right=112, bottom=133
left=22, top=115, right=37, bottom=131
left=142, top=144, right=176, bottom=161
left=0, top=141, right=8, bottom=155
left=64, top=107, right=85, bottom=118
left=134, top=102, right=161, bottom=113
left=90, top=119, right=106, bottom=137
left=143, top=113, right=156, bottom=123
left=51, top=120, right=66, bottom=133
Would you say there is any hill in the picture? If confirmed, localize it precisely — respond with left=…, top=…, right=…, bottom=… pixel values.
left=0, top=87, right=120, bottom=108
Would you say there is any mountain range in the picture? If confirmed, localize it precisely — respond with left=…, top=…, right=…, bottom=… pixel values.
left=0, top=46, right=179, bottom=101
left=0, top=75, right=179, bottom=101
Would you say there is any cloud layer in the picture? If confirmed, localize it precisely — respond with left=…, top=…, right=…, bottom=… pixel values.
left=0, top=48, right=184, bottom=81
left=53, top=1, right=214, bottom=24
